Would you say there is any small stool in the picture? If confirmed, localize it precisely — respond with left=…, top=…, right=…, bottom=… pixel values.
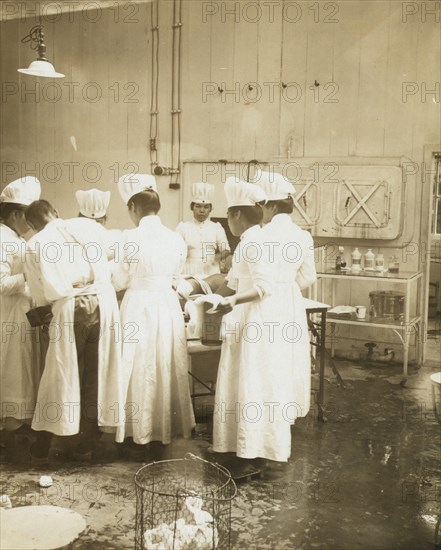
left=430, top=372, right=441, bottom=425
left=0, top=505, right=86, bottom=549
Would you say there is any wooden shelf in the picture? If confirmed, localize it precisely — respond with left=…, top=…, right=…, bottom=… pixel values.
left=327, top=314, right=422, bottom=330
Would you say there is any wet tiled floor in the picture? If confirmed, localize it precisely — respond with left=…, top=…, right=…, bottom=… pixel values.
left=1, top=341, right=440, bottom=549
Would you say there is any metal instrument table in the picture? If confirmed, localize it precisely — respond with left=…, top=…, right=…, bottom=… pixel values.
left=317, top=269, right=424, bottom=383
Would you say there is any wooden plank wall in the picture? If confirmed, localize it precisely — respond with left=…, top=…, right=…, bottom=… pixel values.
left=0, top=0, right=439, bottom=357
left=1, top=0, right=439, bottom=240
left=0, top=2, right=165, bottom=226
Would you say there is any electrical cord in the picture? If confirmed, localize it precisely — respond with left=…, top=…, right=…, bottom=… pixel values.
left=149, top=0, right=159, bottom=172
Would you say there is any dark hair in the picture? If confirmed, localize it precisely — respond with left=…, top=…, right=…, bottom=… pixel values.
left=228, top=205, right=263, bottom=225
left=0, top=202, right=25, bottom=221
left=25, top=200, right=57, bottom=228
left=190, top=202, right=212, bottom=211
left=128, top=189, right=161, bottom=214
left=265, top=196, right=294, bottom=214
left=78, top=212, right=107, bottom=224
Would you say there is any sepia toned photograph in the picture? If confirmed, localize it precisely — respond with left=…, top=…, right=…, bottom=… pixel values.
left=0, top=1, right=440, bottom=548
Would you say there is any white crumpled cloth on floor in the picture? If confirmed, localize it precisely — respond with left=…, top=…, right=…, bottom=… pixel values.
left=144, top=496, right=218, bottom=550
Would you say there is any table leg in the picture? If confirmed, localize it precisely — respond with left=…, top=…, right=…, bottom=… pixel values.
left=403, top=279, right=411, bottom=381
left=330, top=326, right=335, bottom=359
left=188, top=356, right=196, bottom=411
left=402, top=332, right=409, bottom=383
left=331, top=279, right=336, bottom=312
left=432, top=385, right=438, bottom=425
left=331, top=279, right=336, bottom=359
left=415, top=320, right=422, bottom=369
left=318, top=311, right=326, bottom=422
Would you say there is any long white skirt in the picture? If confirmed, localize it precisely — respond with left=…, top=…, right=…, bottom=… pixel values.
left=213, top=281, right=311, bottom=461
left=213, top=299, right=294, bottom=462
left=116, top=288, right=195, bottom=444
left=0, top=296, right=39, bottom=425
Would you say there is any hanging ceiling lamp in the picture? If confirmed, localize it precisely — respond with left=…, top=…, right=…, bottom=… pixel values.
left=18, top=25, right=64, bottom=78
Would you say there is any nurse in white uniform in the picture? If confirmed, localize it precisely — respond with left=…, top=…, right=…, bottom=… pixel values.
left=0, top=177, right=41, bottom=434
left=114, top=174, right=195, bottom=447
left=212, top=177, right=298, bottom=463
left=254, top=168, right=317, bottom=419
left=176, top=182, right=230, bottom=278
left=24, top=199, right=124, bottom=460
left=76, top=188, right=111, bottom=226
left=76, top=188, right=123, bottom=276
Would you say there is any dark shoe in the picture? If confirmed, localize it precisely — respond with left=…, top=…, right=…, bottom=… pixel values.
left=72, top=440, right=96, bottom=462
left=72, top=448, right=94, bottom=462
left=30, top=443, right=50, bottom=468
left=14, top=423, right=35, bottom=440
left=118, top=438, right=146, bottom=461
left=30, top=455, right=50, bottom=468
left=50, top=447, right=73, bottom=461
left=29, top=431, right=52, bottom=465
left=0, top=430, right=16, bottom=455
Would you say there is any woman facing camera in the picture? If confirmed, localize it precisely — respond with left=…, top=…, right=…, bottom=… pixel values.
left=176, top=182, right=230, bottom=278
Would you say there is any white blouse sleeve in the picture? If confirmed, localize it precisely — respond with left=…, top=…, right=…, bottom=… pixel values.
left=215, top=222, right=230, bottom=253
left=173, top=234, right=188, bottom=285
left=175, top=222, right=186, bottom=239
left=23, top=246, right=49, bottom=306
left=100, top=227, right=124, bottom=261
left=295, top=232, right=317, bottom=290
left=245, top=238, right=274, bottom=298
left=225, top=267, right=238, bottom=292
left=0, top=245, right=26, bottom=296
left=110, top=231, right=131, bottom=292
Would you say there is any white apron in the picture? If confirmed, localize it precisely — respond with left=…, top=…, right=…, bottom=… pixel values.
left=31, top=285, right=124, bottom=436
left=25, top=218, right=124, bottom=436
left=0, top=224, right=39, bottom=424
left=261, top=214, right=317, bottom=417
left=114, top=216, right=195, bottom=444
left=213, top=225, right=293, bottom=462
left=175, top=219, right=230, bottom=278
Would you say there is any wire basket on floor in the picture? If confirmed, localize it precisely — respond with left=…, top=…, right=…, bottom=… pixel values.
left=135, top=453, right=237, bottom=550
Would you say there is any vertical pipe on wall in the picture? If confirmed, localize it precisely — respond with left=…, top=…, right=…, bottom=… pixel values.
left=277, top=7, right=285, bottom=158
left=170, top=0, right=182, bottom=188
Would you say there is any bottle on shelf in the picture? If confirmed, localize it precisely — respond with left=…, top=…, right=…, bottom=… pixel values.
left=388, top=255, right=400, bottom=273
left=375, top=253, right=385, bottom=272
left=335, top=245, right=345, bottom=271
left=351, top=247, right=362, bottom=273
left=364, top=249, right=375, bottom=271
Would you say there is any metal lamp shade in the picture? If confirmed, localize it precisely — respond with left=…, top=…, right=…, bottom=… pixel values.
left=18, top=59, right=64, bottom=78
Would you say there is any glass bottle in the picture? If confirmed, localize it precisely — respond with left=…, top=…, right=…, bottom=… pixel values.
left=351, top=247, right=362, bottom=273
left=388, top=256, right=400, bottom=273
left=364, top=249, right=375, bottom=270
left=375, top=253, right=385, bottom=272
left=335, top=246, right=345, bottom=271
